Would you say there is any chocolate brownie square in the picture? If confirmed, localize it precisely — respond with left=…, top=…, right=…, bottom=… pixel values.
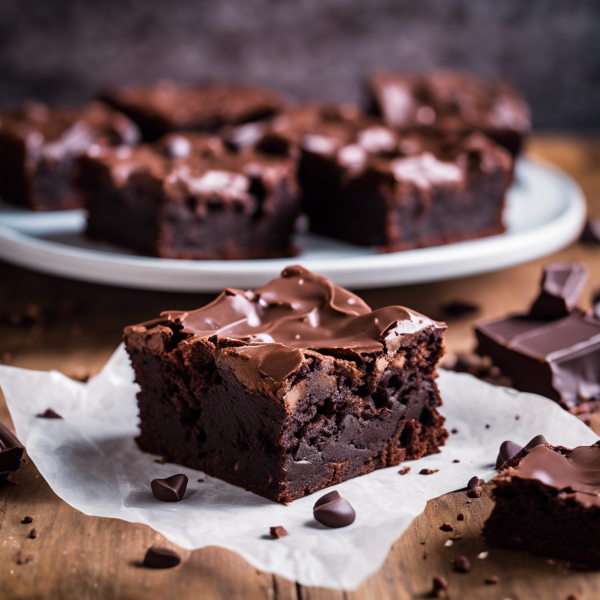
left=483, top=442, right=600, bottom=567
left=241, top=103, right=512, bottom=251
left=78, top=132, right=300, bottom=259
left=0, top=101, right=140, bottom=211
left=124, top=266, right=448, bottom=503
left=100, top=81, right=286, bottom=141
left=367, top=71, right=530, bottom=158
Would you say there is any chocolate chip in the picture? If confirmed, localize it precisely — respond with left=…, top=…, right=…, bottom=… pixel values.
left=468, top=476, right=484, bottom=489
left=313, top=492, right=356, bottom=528
left=143, top=546, right=181, bottom=569
left=419, top=469, right=439, bottom=475
left=523, top=434, right=548, bottom=453
left=457, top=513, right=464, bottom=521
left=28, top=528, right=37, bottom=539
left=441, top=300, right=479, bottom=317
left=398, top=466, right=411, bottom=475
left=269, top=526, right=288, bottom=539
left=36, top=409, right=62, bottom=419
left=485, top=575, right=499, bottom=585
left=440, top=523, right=453, bottom=532
left=151, top=474, right=188, bottom=502
left=468, top=487, right=483, bottom=499
left=21, top=516, right=33, bottom=524
left=431, top=574, right=448, bottom=597
left=452, top=555, right=470, bottom=573
left=580, top=219, right=600, bottom=245
left=496, top=440, right=523, bottom=469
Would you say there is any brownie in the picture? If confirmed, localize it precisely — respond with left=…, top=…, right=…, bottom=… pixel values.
left=475, top=263, right=600, bottom=411
left=0, top=101, right=140, bottom=211
left=100, top=81, right=286, bottom=141
left=123, top=266, right=448, bottom=503
left=237, top=103, right=512, bottom=251
left=78, top=132, right=300, bottom=259
left=483, top=442, right=600, bottom=567
left=0, top=421, right=24, bottom=483
left=367, top=70, right=531, bottom=158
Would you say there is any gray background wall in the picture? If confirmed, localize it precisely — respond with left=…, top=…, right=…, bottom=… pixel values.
left=1, top=0, right=598, bottom=131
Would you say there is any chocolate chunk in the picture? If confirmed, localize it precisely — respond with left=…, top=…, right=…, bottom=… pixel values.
left=468, top=476, right=484, bottom=489
left=580, top=219, right=600, bottom=245
left=441, top=300, right=479, bottom=317
left=496, top=441, right=523, bottom=469
left=28, top=528, right=37, bottom=539
left=21, top=516, right=33, bottom=524
left=151, top=474, right=188, bottom=502
left=440, top=523, right=453, bottom=532
left=431, top=574, right=448, bottom=597
left=269, top=526, right=288, bottom=539
left=398, top=466, right=411, bottom=475
left=419, top=468, right=439, bottom=475
left=485, top=575, right=499, bottom=584
left=313, top=492, right=356, bottom=528
left=528, top=263, right=588, bottom=320
left=452, top=555, right=471, bottom=573
left=36, top=409, right=62, bottom=419
left=0, top=422, right=24, bottom=482
left=142, top=546, right=181, bottom=569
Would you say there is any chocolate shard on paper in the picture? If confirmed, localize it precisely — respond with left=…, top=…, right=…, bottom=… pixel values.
left=528, top=262, right=588, bottom=320
left=142, top=546, right=181, bottom=569
left=0, top=422, right=24, bottom=482
left=269, top=526, right=288, bottom=539
left=36, top=409, right=63, bottom=419
left=151, top=474, right=188, bottom=502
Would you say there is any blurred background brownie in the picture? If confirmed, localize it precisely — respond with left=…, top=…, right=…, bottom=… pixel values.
left=100, top=81, right=287, bottom=142
left=124, top=266, right=448, bottom=503
left=367, top=71, right=530, bottom=157
left=78, top=132, right=300, bottom=259
left=0, top=101, right=140, bottom=211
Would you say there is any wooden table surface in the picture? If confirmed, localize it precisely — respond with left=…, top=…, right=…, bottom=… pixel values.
left=1, top=136, right=600, bottom=600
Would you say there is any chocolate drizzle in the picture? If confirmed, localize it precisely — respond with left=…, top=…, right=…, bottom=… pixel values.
left=163, top=266, right=443, bottom=357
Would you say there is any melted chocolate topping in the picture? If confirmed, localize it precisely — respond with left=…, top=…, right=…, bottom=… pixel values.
left=163, top=266, right=443, bottom=356
left=500, top=443, right=600, bottom=507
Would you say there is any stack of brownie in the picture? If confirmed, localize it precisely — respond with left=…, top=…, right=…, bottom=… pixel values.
left=0, top=71, right=530, bottom=259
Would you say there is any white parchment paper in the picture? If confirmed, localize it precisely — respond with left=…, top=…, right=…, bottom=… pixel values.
left=0, top=345, right=596, bottom=590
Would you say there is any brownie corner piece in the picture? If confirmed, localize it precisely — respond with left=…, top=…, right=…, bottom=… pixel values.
left=483, top=442, right=600, bottom=567
left=124, top=266, right=448, bottom=503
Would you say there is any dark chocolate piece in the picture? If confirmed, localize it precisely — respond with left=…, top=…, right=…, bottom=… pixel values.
left=468, top=476, right=484, bottom=489
left=269, top=526, right=288, bottom=539
left=36, top=409, right=63, bottom=419
left=441, top=301, right=479, bottom=318
left=496, top=441, right=523, bottom=469
left=142, top=546, right=181, bottom=569
left=124, top=266, right=448, bottom=503
left=431, top=574, right=448, bottom=597
left=313, top=494, right=356, bottom=528
left=367, top=70, right=530, bottom=158
left=522, top=434, right=548, bottom=454
left=0, top=101, right=140, bottom=211
left=452, top=556, right=470, bottom=573
left=151, top=474, right=188, bottom=502
left=79, top=132, right=300, bottom=260
left=580, top=219, right=600, bottom=245
left=528, top=263, right=588, bottom=320
left=0, top=422, right=24, bottom=482
left=484, top=442, right=600, bottom=567
left=100, top=81, right=286, bottom=141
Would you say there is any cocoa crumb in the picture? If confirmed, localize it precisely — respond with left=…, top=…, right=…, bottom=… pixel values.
left=439, top=523, right=453, bottom=532
left=21, top=516, right=33, bottom=524
left=485, top=575, right=499, bottom=585
left=398, top=466, right=411, bottom=475
left=419, top=468, right=439, bottom=475
left=457, top=513, right=464, bottom=521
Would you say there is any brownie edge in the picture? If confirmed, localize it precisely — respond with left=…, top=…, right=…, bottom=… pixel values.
left=124, top=266, right=448, bottom=503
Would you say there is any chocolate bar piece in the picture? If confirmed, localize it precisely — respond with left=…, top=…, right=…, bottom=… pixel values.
left=0, top=101, right=140, bottom=211
left=0, top=422, right=24, bottom=482
left=367, top=70, right=530, bottom=157
left=124, top=266, right=448, bottom=503
left=484, top=442, right=600, bottom=567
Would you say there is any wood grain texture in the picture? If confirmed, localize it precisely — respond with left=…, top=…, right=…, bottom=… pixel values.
left=1, top=136, right=600, bottom=599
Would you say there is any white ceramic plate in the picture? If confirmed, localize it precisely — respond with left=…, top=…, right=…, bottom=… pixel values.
left=0, top=158, right=586, bottom=291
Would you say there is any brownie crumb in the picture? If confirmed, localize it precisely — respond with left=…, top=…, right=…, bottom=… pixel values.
left=440, top=523, right=454, bottom=532
left=398, top=466, right=411, bottom=475
left=457, top=513, right=464, bottom=521
left=269, top=526, right=288, bottom=539
left=451, top=428, right=458, bottom=434
left=431, top=574, right=448, bottom=597
left=36, top=409, right=62, bottom=419
left=485, top=575, right=499, bottom=585
left=452, top=459, right=460, bottom=463
left=419, top=468, right=439, bottom=475
left=452, top=555, right=471, bottom=573
left=21, top=516, right=33, bottom=524
left=485, top=424, right=490, bottom=429
left=28, top=528, right=37, bottom=539
left=197, top=478, right=204, bottom=483
left=468, top=487, right=483, bottom=498
left=515, top=415, right=520, bottom=420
